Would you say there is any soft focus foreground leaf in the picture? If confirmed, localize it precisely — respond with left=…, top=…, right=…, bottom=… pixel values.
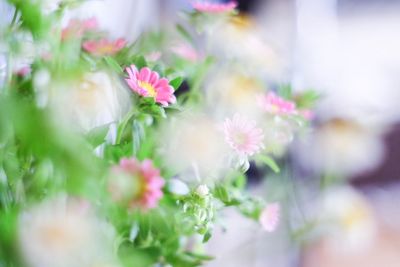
left=257, top=155, right=281, bottom=173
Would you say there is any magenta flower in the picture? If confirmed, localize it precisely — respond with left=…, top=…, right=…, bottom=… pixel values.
left=258, top=92, right=297, bottom=115
left=109, top=158, right=165, bottom=210
left=223, top=114, right=264, bottom=156
left=191, top=0, right=237, bottom=13
left=82, top=38, right=126, bottom=56
left=259, top=202, right=280, bottom=232
left=125, top=65, right=176, bottom=106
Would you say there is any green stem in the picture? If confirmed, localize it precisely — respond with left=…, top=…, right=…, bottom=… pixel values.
left=115, top=109, right=136, bottom=144
left=10, top=7, right=18, bottom=28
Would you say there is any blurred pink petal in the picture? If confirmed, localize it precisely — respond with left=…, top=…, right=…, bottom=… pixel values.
left=259, top=202, right=280, bottom=232
left=258, top=92, right=297, bottom=115
left=82, top=38, right=126, bottom=56
left=110, top=158, right=165, bottom=210
left=191, top=0, right=237, bottom=13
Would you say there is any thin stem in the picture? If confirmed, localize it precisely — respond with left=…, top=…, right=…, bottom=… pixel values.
left=10, top=7, right=18, bottom=28
left=116, top=109, right=136, bottom=144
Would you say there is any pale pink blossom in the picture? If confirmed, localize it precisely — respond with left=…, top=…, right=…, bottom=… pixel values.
left=258, top=92, right=297, bottom=115
left=146, top=51, right=162, bottom=62
left=83, top=38, right=126, bottom=56
left=61, top=17, right=98, bottom=40
left=191, top=0, right=237, bottom=13
left=109, top=158, right=165, bottom=209
left=16, top=66, right=31, bottom=76
left=259, top=202, right=280, bottom=232
left=299, top=109, right=314, bottom=120
left=171, top=43, right=201, bottom=62
left=223, top=114, right=264, bottom=156
left=125, top=65, right=176, bottom=106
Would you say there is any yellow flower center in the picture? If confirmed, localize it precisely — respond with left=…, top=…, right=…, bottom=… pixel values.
left=138, top=81, right=157, bottom=97
left=98, top=44, right=115, bottom=54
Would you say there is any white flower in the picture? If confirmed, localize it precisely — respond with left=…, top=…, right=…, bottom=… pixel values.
left=168, top=178, right=190, bottom=196
left=50, top=71, right=131, bottom=132
left=195, top=184, right=210, bottom=197
left=18, top=195, right=121, bottom=267
left=297, top=118, right=384, bottom=177
left=161, top=114, right=229, bottom=180
left=320, top=187, right=377, bottom=252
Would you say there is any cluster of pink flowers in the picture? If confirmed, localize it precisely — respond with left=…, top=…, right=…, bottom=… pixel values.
left=83, top=38, right=126, bottom=56
left=258, top=92, right=297, bottom=116
left=61, top=17, right=98, bottom=40
left=191, top=0, right=237, bottom=13
left=223, top=114, right=264, bottom=156
left=109, top=158, right=165, bottom=209
left=125, top=65, right=176, bottom=106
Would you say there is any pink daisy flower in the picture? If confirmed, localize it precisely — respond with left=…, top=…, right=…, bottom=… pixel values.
left=61, top=17, right=98, bottom=40
left=191, top=0, right=237, bottom=13
left=223, top=114, right=264, bottom=156
left=109, top=158, right=165, bottom=210
left=259, top=202, right=280, bottom=232
left=125, top=65, right=176, bottom=106
left=258, top=92, right=297, bottom=115
left=82, top=38, right=126, bottom=56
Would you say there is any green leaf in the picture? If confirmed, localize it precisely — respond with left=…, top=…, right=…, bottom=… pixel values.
left=295, top=90, right=320, bottom=109
left=139, top=98, right=166, bottom=118
left=104, top=56, right=123, bottom=74
left=202, top=231, right=212, bottom=243
left=176, top=24, right=194, bottom=44
left=133, top=55, right=147, bottom=69
left=132, top=120, right=144, bottom=156
left=278, top=84, right=292, bottom=99
left=257, top=155, right=280, bottom=173
left=85, top=124, right=110, bottom=147
left=170, top=77, right=183, bottom=91
left=213, top=185, right=230, bottom=203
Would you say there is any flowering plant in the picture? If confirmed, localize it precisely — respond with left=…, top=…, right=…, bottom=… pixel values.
left=0, top=1, right=318, bottom=267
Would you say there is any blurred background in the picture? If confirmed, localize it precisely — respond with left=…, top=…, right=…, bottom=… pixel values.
left=2, top=0, right=400, bottom=266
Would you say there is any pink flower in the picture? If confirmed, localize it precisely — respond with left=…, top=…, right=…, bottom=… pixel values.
left=125, top=65, right=176, bottom=106
left=61, top=17, right=98, bottom=40
left=259, top=202, right=280, bottom=232
left=146, top=51, right=162, bottom=62
left=258, top=92, right=297, bottom=115
left=16, top=66, right=31, bottom=76
left=109, top=158, right=165, bottom=209
left=82, top=38, right=126, bottom=56
left=299, top=109, right=314, bottom=120
left=223, top=114, right=264, bottom=156
left=191, top=0, right=237, bottom=13
left=171, top=43, right=201, bottom=62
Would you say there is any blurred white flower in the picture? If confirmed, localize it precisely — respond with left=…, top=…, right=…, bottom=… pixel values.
left=207, top=16, right=283, bottom=79
left=320, top=186, right=377, bottom=252
left=50, top=71, right=131, bottom=132
left=205, top=70, right=265, bottom=119
left=18, top=195, right=121, bottom=267
left=195, top=184, right=210, bottom=197
left=297, top=118, right=385, bottom=177
left=160, top=114, right=229, bottom=180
